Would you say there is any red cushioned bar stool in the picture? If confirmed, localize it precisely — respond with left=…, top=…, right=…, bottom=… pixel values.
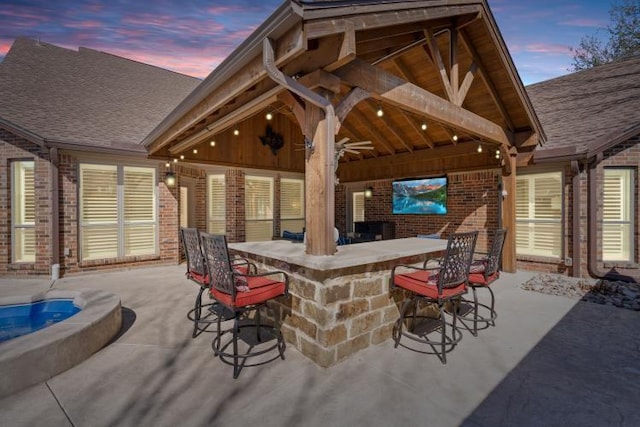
left=200, top=232, right=289, bottom=378
left=390, top=231, right=478, bottom=364
left=459, top=228, right=507, bottom=336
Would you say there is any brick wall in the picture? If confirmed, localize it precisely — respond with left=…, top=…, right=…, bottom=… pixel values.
left=344, top=169, right=502, bottom=253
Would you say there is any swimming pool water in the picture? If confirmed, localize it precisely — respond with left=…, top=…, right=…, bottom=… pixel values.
left=0, top=299, right=81, bottom=343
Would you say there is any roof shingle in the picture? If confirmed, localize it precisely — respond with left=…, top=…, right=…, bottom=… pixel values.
left=0, top=38, right=200, bottom=152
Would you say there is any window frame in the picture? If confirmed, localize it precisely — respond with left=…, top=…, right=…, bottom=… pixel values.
left=602, top=167, right=634, bottom=262
left=79, top=163, right=158, bottom=261
left=207, top=174, right=226, bottom=234
left=245, top=175, right=274, bottom=241
left=352, top=191, right=365, bottom=231
left=11, top=160, right=36, bottom=263
left=515, top=171, right=563, bottom=259
left=280, top=177, right=305, bottom=233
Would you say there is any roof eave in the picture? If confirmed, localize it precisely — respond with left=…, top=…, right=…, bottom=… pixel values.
left=142, top=1, right=303, bottom=149
left=0, top=117, right=46, bottom=147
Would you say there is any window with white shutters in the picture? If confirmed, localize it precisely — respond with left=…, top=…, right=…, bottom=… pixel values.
left=280, top=178, right=304, bottom=233
left=603, top=168, right=633, bottom=261
left=80, top=164, right=156, bottom=261
left=353, top=191, right=365, bottom=229
left=245, top=175, right=273, bottom=241
left=208, top=174, right=226, bottom=234
left=515, top=172, right=562, bottom=258
left=123, top=167, right=156, bottom=256
left=11, top=161, right=35, bottom=263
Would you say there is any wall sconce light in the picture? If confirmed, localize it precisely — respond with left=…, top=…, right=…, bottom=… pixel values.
left=165, top=171, right=176, bottom=187
left=364, top=186, right=373, bottom=198
left=376, top=105, right=384, bottom=117
left=266, top=112, right=273, bottom=121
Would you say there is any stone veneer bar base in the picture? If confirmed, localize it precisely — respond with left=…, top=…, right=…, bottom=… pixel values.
left=229, top=238, right=447, bottom=367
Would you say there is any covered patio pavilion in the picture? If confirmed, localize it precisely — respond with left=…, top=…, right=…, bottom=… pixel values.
left=143, top=0, right=543, bottom=366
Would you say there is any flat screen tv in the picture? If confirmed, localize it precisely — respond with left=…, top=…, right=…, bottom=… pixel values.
left=392, top=176, right=447, bottom=215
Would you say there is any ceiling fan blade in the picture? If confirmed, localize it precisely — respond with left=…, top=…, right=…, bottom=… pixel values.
left=336, top=137, right=350, bottom=145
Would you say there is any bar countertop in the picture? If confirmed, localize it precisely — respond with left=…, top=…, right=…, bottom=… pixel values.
left=228, top=237, right=447, bottom=271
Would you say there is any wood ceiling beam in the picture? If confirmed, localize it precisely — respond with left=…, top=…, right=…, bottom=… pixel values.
left=333, top=58, right=511, bottom=148
left=147, top=22, right=304, bottom=154
left=458, top=28, right=515, bottom=132
left=425, top=29, right=455, bottom=102
left=335, top=87, right=370, bottom=124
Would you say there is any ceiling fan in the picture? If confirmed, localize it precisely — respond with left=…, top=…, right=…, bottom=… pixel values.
left=335, top=137, right=374, bottom=158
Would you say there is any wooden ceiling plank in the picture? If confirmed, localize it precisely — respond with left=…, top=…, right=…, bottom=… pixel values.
left=334, top=58, right=511, bottom=147
left=349, top=108, right=396, bottom=155
left=401, top=112, right=434, bottom=148
left=425, top=29, right=455, bottom=102
left=458, top=28, right=515, bottom=132
left=169, top=86, right=283, bottom=154
left=362, top=101, right=414, bottom=152
left=148, top=22, right=304, bottom=154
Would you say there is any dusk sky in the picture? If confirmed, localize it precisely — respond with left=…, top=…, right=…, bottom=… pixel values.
left=0, top=0, right=612, bottom=85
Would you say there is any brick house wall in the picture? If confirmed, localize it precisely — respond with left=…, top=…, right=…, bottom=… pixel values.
left=0, top=132, right=53, bottom=275
left=336, top=169, right=502, bottom=253
left=517, top=135, right=640, bottom=280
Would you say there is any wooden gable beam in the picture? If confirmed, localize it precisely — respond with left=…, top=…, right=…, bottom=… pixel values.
left=458, top=28, right=515, bottom=132
left=425, top=29, right=455, bottom=102
left=457, top=62, right=477, bottom=106
left=333, top=59, right=511, bottom=148
left=147, top=23, right=304, bottom=155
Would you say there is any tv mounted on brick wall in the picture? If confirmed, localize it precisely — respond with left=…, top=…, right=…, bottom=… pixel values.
left=392, top=176, right=447, bottom=215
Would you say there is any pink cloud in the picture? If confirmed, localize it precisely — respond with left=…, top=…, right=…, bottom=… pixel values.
left=524, top=43, right=572, bottom=55
left=559, top=18, right=606, bottom=27
left=65, top=20, right=104, bottom=29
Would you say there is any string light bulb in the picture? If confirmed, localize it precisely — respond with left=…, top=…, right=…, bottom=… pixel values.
left=193, top=148, right=198, bottom=154
left=173, top=158, right=178, bottom=163
left=165, top=162, right=170, bottom=168
left=180, top=155, right=185, bottom=160
left=477, top=144, right=483, bottom=153
left=452, top=134, right=458, bottom=142
left=233, top=129, right=239, bottom=136
left=266, top=112, right=273, bottom=121
left=421, top=123, right=428, bottom=131
left=210, top=140, right=216, bottom=147
left=376, top=105, right=384, bottom=117
left=495, top=149, right=501, bottom=159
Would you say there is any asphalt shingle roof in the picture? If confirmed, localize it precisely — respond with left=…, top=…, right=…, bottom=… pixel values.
left=0, top=38, right=200, bottom=152
left=527, top=55, right=640, bottom=156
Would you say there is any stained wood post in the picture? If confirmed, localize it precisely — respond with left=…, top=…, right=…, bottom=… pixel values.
left=305, top=104, right=336, bottom=255
left=501, top=153, right=517, bottom=272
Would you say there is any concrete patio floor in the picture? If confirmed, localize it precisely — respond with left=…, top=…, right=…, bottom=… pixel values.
left=1, top=265, right=639, bottom=427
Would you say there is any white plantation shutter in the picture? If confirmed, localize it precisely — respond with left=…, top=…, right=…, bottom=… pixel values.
left=281, top=178, right=304, bottom=233
left=81, top=164, right=118, bottom=260
left=123, top=167, right=156, bottom=256
left=80, top=164, right=157, bottom=261
left=353, top=191, right=365, bottom=228
left=245, top=175, right=273, bottom=241
left=515, top=172, right=562, bottom=257
left=208, top=175, right=226, bottom=234
left=12, top=161, right=35, bottom=262
left=603, top=169, right=632, bottom=261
